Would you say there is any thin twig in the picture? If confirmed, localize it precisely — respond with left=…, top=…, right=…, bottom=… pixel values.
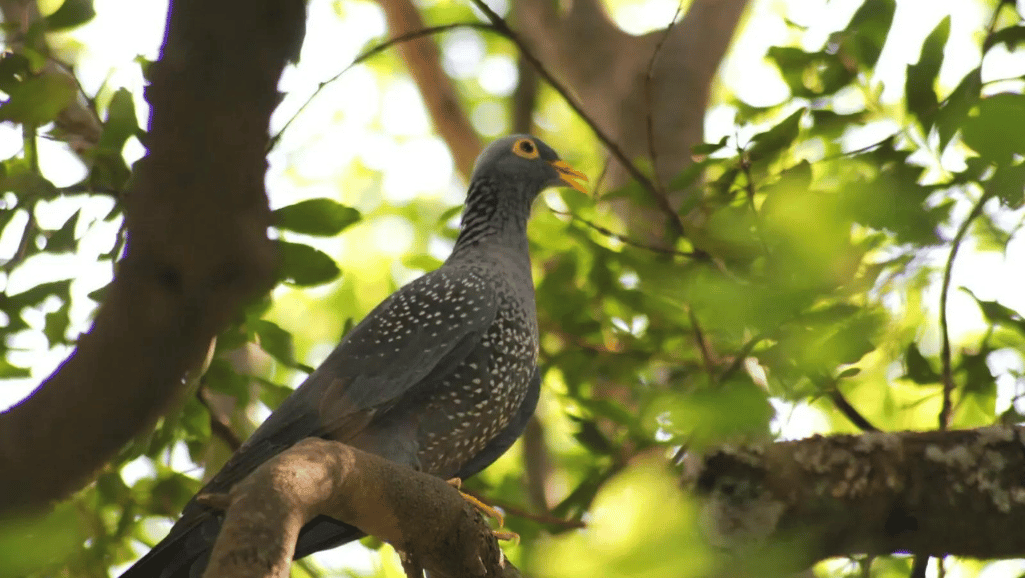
left=197, top=383, right=242, bottom=451
left=717, top=333, right=765, bottom=385
left=461, top=488, right=586, bottom=530
left=829, top=390, right=879, bottom=432
left=267, top=22, right=496, bottom=152
left=739, top=154, right=772, bottom=257
left=688, top=307, right=717, bottom=378
left=644, top=4, right=683, bottom=194
left=23, top=121, right=39, bottom=174
left=1, top=209, right=37, bottom=274
left=939, top=192, right=991, bottom=429
left=466, top=0, right=684, bottom=238
left=553, top=209, right=697, bottom=259
left=982, top=0, right=1012, bottom=49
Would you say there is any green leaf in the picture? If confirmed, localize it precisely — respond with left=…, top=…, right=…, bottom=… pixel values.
left=690, top=136, right=729, bottom=156
left=905, top=16, right=949, bottom=126
left=4, top=279, right=72, bottom=309
left=649, top=379, right=773, bottom=450
left=904, top=343, right=939, bottom=384
left=252, top=319, right=309, bottom=370
left=273, top=198, right=361, bottom=237
left=668, top=159, right=710, bottom=193
left=0, top=71, right=76, bottom=125
left=44, top=209, right=79, bottom=253
left=837, top=367, right=861, bottom=379
left=254, top=376, right=296, bottom=411
left=841, top=0, right=897, bottom=69
left=0, top=358, right=31, bottom=378
left=959, top=348, right=994, bottom=394
left=403, top=253, right=443, bottom=272
left=437, top=204, right=463, bottom=225
left=962, top=93, right=1025, bottom=163
left=746, top=108, right=804, bottom=162
left=43, top=306, right=71, bottom=346
left=961, top=288, right=1025, bottom=336
left=277, top=240, right=341, bottom=286
left=935, top=67, right=981, bottom=149
left=988, top=162, right=1025, bottom=208
left=203, top=358, right=251, bottom=398
left=0, top=502, right=83, bottom=576
left=97, top=88, right=140, bottom=153
left=986, top=24, right=1025, bottom=51
left=44, top=0, right=96, bottom=30
left=0, top=53, right=30, bottom=94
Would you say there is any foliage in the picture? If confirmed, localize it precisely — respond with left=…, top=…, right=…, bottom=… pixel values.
left=2, top=0, right=1025, bottom=577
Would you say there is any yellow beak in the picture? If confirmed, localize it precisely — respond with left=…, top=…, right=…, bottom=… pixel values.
left=550, top=160, right=589, bottom=194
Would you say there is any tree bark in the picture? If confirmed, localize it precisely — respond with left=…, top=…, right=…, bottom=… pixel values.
left=0, top=0, right=305, bottom=514
left=690, top=425, right=1025, bottom=567
left=204, top=438, right=520, bottom=578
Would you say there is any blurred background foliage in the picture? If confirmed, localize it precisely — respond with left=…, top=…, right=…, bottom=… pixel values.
left=2, top=0, right=1025, bottom=576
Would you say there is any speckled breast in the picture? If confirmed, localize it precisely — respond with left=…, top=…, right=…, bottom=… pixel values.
left=416, top=273, right=538, bottom=477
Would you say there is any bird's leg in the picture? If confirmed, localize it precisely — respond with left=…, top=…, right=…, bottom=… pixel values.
left=446, top=478, right=518, bottom=542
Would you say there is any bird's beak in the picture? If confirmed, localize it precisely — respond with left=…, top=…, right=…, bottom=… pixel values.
left=549, top=160, right=589, bottom=194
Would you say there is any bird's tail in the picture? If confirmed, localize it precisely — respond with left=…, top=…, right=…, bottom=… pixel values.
left=119, top=515, right=365, bottom=578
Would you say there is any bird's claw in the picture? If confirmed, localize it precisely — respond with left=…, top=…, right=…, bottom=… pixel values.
left=492, top=529, right=520, bottom=544
left=446, top=477, right=506, bottom=528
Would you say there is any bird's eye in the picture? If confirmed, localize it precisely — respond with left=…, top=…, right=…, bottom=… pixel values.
left=512, top=138, right=539, bottom=159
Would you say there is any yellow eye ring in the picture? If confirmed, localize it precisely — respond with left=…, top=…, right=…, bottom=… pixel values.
left=511, top=138, right=539, bottom=159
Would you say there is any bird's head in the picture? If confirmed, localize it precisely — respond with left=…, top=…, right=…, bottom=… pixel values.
left=470, top=135, right=588, bottom=197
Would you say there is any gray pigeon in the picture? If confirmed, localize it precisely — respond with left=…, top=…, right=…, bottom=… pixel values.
left=120, top=134, right=587, bottom=577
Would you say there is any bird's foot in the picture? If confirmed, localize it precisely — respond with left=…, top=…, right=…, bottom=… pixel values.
left=492, top=529, right=520, bottom=544
left=446, top=477, right=506, bottom=528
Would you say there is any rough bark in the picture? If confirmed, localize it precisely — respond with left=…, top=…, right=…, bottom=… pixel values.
left=689, top=425, right=1025, bottom=567
left=0, top=0, right=305, bottom=513
left=204, top=438, right=521, bottom=578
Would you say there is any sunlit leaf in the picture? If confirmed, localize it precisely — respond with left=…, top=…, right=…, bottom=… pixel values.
left=277, top=240, right=341, bottom=286
left=273, top=198, right=361, bottom=237
left=905, top=16, right=949, bottom=126
left=962, top=93, right=1025, bottom=163
left=747, top=108, right=804, bottom=162
left=839, top=0, right=896, bottom=69
left=936, top=67, right=980, bottom=149
left=44, top=0, right=96, bottom=30
left=904, top=343, right=939, bottom=384
left=0, top=71, right=76, bottom=125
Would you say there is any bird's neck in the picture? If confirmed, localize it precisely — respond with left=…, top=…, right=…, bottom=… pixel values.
left=449, top=178, right=534, bottom=262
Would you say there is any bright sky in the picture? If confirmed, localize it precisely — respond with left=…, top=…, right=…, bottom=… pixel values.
left=2, top=0, right=1025, bottom=574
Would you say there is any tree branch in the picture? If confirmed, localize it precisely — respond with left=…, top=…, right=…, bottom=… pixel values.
left=375, top=0, right=482, bottom=179
left=0, top=0, right=301, bottom=513
left=690, top=426, right=1025, bottom=567
left=204, top=438, right=521, bottom=578
left=939, top=193, right=991, bottom=429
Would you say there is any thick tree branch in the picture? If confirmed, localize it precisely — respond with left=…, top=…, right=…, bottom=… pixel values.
left=690, top=426, right=1025, bottom=568
left=375, top=0, right=482, bottom=179
left=0, top=0, right=304, bottom=513
left=204, top=438, right=521, bottom=578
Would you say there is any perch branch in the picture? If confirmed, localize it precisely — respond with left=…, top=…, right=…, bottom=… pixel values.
left=204, top=438, right=521, bottom=578
left=690, top=425, right=1025, bottom=567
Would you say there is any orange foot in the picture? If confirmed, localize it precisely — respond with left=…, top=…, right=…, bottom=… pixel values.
left=446, top=478, right=519, bottom=543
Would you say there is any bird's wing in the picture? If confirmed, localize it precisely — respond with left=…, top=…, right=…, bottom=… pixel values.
left=313, top=266, right=499, bottom=437
left=134, top=266, right=499, bottom=574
